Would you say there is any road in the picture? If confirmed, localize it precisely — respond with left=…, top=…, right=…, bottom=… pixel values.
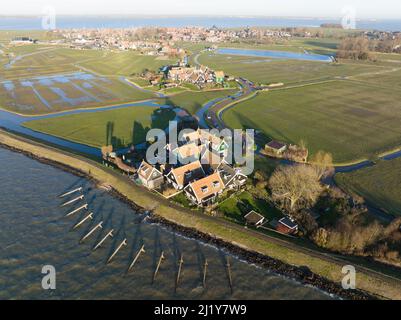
left=204, top=78, right=256, bottom=129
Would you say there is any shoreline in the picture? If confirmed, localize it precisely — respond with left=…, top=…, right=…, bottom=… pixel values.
left=1, top=129, right=400, bottom=300
left=0, top=138, right=373, bottom=300
left=147, top=215, right=371, bottom=300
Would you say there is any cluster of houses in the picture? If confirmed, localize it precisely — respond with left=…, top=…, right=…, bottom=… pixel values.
left=10, top=37, right=38, bottom=45
left=52, top=25, right=296, bottom=52
left=137, top=128, right=247, bottom=207
left=101, top=128, right=299, bottom=236
left=163, top=26, right=292, bottom=43
left=53, top=29, right=186, bottom=55
left=140, top=64, right=226, bottom=88
left=167, top=66, right=225, bottom=86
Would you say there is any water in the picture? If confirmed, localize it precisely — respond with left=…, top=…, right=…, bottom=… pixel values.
left=0, top=147, right=332, bottom=299
left=1, top=16, right=401, bottom=31
left=0, top=100, right=168, bottom=157
left=216, top=48, right=333, bottom=62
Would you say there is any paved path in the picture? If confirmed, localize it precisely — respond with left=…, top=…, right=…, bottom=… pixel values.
left=204, top=78, right=256, bottom=129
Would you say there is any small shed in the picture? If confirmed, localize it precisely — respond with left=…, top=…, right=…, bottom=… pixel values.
left=265, top=140, right=287, bottom=155
left=244, top=211, right=265, bottom=227
left=276, top=217, right=298, bottom=235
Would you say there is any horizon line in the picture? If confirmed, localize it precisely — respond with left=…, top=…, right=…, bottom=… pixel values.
left=0, top=14, right=399, bottom=21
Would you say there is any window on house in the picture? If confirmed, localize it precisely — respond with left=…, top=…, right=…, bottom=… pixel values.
left=201, top=186, right=208, bottom=193
left=213, top=181, right=220, bottom=188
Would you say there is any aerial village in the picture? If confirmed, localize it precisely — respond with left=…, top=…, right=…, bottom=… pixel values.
left=101, top=123, right=303, bottom=236
left=9, top=27, right=317, bottom=237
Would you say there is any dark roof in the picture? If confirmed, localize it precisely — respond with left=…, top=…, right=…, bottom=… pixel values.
left=218, top=162, right=236, bottom=185
left=266, top=140, right=287, bottom=150
left=244, top=211, right=265, bottom=225
left=279, top=217, right=298, bottom=230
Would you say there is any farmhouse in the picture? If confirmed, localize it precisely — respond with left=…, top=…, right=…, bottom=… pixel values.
left=184, top=172, right=225, bottom=206
left=244, top=211, right=265, bottom=227
left=171, top=143, right=205, bottom=164
left=182, top=129, right=202, bottom=145
left=200, top=149, right=223, bottom=173
left=167, top=66, right=224, bottom=86
left=165, top=160, right=205, bottom=190
left=182, top=129, right=229, bottom=156
left=137, top=161, right=164, bottom=190
left=263, top=140, right=309, bottom=163
left=217, top=162, right=247, bottom=190
left=200, top=130, right=229, bottom=156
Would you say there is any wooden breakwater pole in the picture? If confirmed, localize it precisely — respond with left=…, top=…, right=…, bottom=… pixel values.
left=80, top=222, right=103, bottom=243
left=59, top=187, right=82, bottom=198
left=61, top=195, right=84, bottom=207
left=107, top=238, right=127, bottom=264
left=203, top=259, right=208, bottom=288
left=73, top=212, right=93, bottom=229
left=226, top=256, right=233, bottom=294
left=175, top=254, right=184, bottom=290
left=93, top=229, right=114, bottom=251
left=128, top=245, right=146, bottom=272
left=152, top=251, right=165, bottom=283
left=66, top=204, right=88, bottom=217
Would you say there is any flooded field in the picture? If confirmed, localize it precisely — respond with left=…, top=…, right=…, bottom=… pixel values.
left=0, top=72, right=154, bottom=113
left=0, top=147, right=333, bottom=300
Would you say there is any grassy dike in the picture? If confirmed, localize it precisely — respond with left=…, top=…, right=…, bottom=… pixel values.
left=1, top=129, right=401, bottom=300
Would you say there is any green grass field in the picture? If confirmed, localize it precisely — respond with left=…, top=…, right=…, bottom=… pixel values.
left=1, top=46, right=173, bottom=78
left=335, top=158, right=401, bottom=216
left=217, top=191, right=281, bottom=224
left=0, top=30, right=60, bottom=41
left=198, top=52, right=389, bottom=85
left=23, top=106, right=176, bottom=148
left=160, top=89, right=237, bottom=114
left=353, top=69, right=401, bottom=90
left=223, top=80, right=401, bottom=163
left=78, top=51, right=176, bottom=76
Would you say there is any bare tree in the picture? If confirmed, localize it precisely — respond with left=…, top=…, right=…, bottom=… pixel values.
left=269, top=165, right=323, bottom=213
left=311, top=150, right=334, bottom=180
left=337, top=37, right=376, bottom=60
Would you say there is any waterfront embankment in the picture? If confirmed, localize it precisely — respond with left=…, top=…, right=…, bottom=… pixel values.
left=1, top=128, right=400, bottom=300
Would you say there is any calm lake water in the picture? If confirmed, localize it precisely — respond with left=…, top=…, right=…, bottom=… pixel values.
left=0, top=16, right=401, bottom=31
left=0, top=147, right=333, bottom=300
left=216, top=48, right=333, bottom=62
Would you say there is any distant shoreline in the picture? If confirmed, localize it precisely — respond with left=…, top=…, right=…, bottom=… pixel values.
left=0, top=16, right=400, bottom=32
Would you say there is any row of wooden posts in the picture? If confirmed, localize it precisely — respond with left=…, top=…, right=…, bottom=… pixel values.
left=59, top=186, right=233, bottom=291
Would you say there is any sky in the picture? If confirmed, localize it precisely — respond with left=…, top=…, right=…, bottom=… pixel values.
left=0, top=0, right=400, bottom=19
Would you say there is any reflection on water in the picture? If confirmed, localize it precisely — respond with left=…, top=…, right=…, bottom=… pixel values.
left=0, top=148, right=333, bottom=300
